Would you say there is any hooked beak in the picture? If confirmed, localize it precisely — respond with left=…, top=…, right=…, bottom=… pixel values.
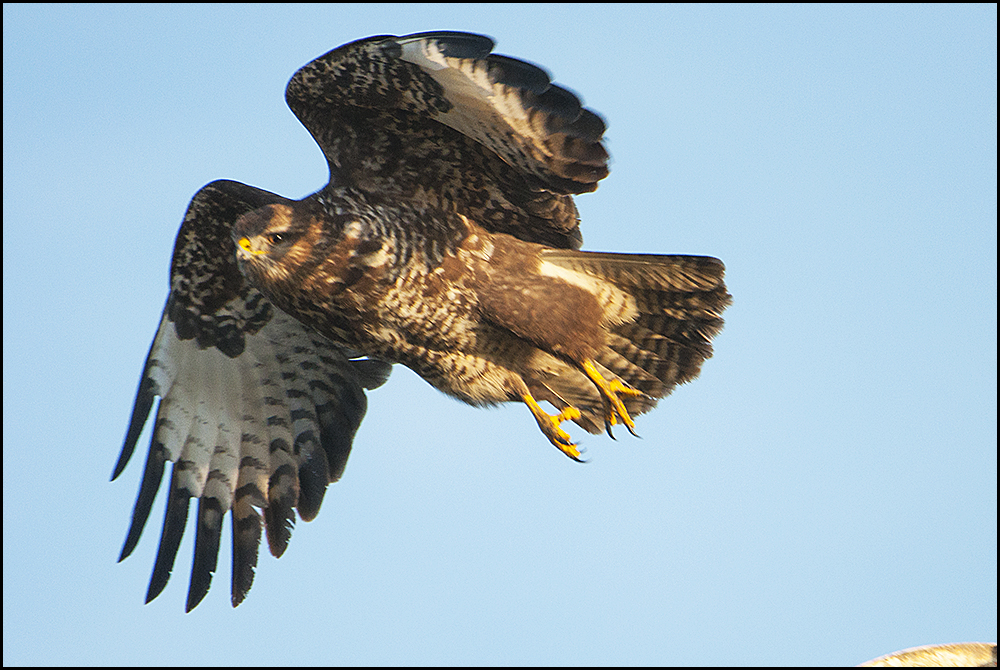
left=237, top=236, right=266, bottom=256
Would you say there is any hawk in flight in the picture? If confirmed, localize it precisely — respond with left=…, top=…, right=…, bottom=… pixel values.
left=115, top=31, right=731, bottom=611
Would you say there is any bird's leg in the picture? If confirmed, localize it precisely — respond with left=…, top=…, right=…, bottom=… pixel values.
left=521, top=393, right=585, bottom=462
left=580, top=359, right=644, bottom=438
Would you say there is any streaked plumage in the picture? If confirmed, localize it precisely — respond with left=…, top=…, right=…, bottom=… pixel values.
left=116, top=31, right=730, bottom=611
left=115, top=182, right=390, bottom=611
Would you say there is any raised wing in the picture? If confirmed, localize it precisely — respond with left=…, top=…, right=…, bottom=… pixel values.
left=114, top=180, right=391, bottom=611
left=286, top=31, right=611, bottom=249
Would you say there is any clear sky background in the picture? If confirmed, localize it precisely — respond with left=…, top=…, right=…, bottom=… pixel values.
left=3, top=4, right=996, bottom=666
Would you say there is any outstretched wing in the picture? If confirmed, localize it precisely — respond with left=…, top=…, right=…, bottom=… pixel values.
left=286, top=31, right=610, bottom=249
left=114, top=180, right=391, bottom=611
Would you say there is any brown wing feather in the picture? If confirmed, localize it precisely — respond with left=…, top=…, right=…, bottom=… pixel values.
left=533, top=250, right=731, bottom=431
left=114, top=180, right=390, bottom=610
left=285, top=31, right=611, bottom=249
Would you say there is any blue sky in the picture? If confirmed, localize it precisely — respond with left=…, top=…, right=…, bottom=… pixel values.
left=3, top=4, right=996, bottom=665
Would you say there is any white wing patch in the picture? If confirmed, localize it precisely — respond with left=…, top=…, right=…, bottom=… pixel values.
left=116, top=298, right=389, bottom=610
left=400, top=36, right=547, bottom=165
left=537, top=258, right=638, bottom=328
left=394, top=33, right=605, bottom=193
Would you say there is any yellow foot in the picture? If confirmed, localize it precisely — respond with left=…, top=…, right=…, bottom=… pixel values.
left=522, top=393, right=585, bottom=461
left=581, top=359, right=644, bottom=438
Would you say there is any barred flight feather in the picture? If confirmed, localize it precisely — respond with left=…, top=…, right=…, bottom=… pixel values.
left=115, top=181, right=389, bottom=611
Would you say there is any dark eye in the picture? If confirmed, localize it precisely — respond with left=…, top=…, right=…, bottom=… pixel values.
left=266, top=232, right=285, bottom=246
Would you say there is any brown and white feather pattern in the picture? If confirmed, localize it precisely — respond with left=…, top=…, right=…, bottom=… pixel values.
left=114, top=182, right=390, bottom=611
left=393, top=34, right=609, bottom=191
left=120, top=31, right=730, bottom=610
left=523, top=251, right=729, bottom=433
left=285, top=32, right=610, bottom=249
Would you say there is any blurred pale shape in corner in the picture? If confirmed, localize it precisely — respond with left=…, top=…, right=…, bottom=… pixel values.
left=859, top=642, right=996, bottom=667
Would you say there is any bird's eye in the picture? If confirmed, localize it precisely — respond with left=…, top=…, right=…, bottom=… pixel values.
left=266, top=232, right=285, bottom=246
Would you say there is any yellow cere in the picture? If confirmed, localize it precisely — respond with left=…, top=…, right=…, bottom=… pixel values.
left=238, top=237, right=266, bottom=255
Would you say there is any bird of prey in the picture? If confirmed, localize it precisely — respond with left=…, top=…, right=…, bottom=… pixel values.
left=114, top=31, right=731, bottom=611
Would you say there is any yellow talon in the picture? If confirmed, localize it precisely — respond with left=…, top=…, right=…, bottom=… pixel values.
left=522, top=393, right=585, bottom=461
left=580, top=359, right=644, bottom=437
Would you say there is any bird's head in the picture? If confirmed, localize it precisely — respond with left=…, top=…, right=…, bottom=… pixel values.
left=233, top=200, right=386, bottom=315
left=233, top=203, right=317, bottom=289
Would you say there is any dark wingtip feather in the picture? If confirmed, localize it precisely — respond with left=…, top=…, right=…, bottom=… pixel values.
left=231, top=501, right=262, bottom=608
left=295, top=443, right=331, bottom=522
left=113, top=372, right=156, bottom=481
left=404, top=31, right=495, bottom=59
left=186, top=497, right=223, bottom=612
left=565, top=109, right=607, bottom=143
left=486, top=53, right=552, bottom=94
left=264, top=460, right=298, bottom=557
left=532, top=83, right=582, bottom=120
left=312, top=373, right=367, bottom=483
left=264, top=502, right=296, bottom=559
left=119, top=441, right=167, bottom=562
left=146, top=469, right=192, bottom=604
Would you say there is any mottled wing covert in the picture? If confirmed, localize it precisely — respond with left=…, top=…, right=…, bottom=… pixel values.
left=286, top=31, right=611, bottom=249
left=114, top=180, right=391, bottom=611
